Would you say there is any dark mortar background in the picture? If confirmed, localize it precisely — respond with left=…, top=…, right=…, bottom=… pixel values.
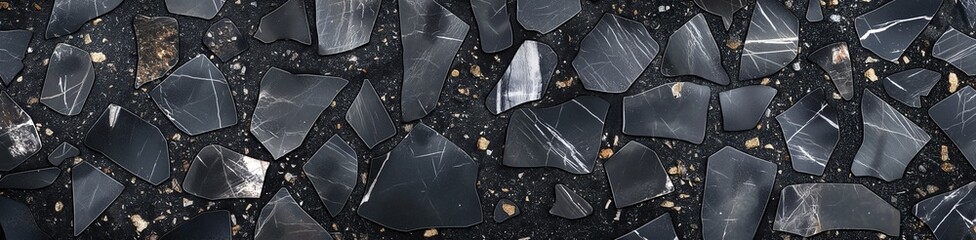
left=1, top=0, right=974, bottom=239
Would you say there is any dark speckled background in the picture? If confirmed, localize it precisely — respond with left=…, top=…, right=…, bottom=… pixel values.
left=1, top=0, right=975, bottom=238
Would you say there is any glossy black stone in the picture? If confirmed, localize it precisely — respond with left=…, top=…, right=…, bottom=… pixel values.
left=929, top=86, right=976, bottom=170
left=503, top=96, right=609, bottom=174
left=719, top=85, right=777, bottom=131
left=315, top=0, right=381, bottom=55
left=661, top=14, right=730, bottom=85
left=623, top=82, right=711, bottom=144
left=962, top=0, right=976, bottom=30
left=739, top=0, right=799, bottom=80
left=692, top=0, right=747, bottom=29
left=615, top=213, right=678, bottom=240
left=84, top=104, right=170, bottom=185
left=303, top=135, right=358, bottom=217
left=775, top=89, right=839, bottom=176
left=550, top=184, right=592, bottom=219
left=604, top=141, right=673, bottom=208
left=702, top=146, right=777, bottom=240
left=0, top=29, right=30, bottom=85
left=40, top=43, right=95, bottom=116
left=48, top=142, right=79, bottom=166
left=882, top=68, right=940, bottom=108
left=486, top=40, right=557, bottom=115
left=493, top=198, right=520, bottom=223
left=773, top=183, right=900, bottom=237
left=347, top=80, right=395, bottom=149
left=150, top=55, right=237, bottom=136
left=45, top=0, right=123, bottom=39
left=516, top=0, right=581, bottom=34
left=133, top=15, right=178, bottom=88
left=0, top=91, right=42, bottom=172
left=0, top=197, right=49, bottom=240
left=471, top=0, right=513, bottom=53
left=0, top=167, right=60, bottom=189
left=72, top=161, right=124, bottom=236
left=250, top=67, right=347, bottom=160
left=358, top=123, right=482, bottom=231
left=183, top=145, right=270, bottom=200
left=254, top=0, right=312, bottom=45
left=573, top=13, right=659, bottom=93
left=399, top=0, right=469, bottom=121
left=160, top=211, right=232, bottom=240
left=854, top=0, right=941, bottom=62
left=808, top=42, right=854, bottom=100
left=164, top=0, right=225, bottom=19
left=933, top=28, right=976, bottom=76
left=806, top=0, right=823, bottom=22
left=204, top=19, right=249, bottom=62
left=255, top=188, right=333, bottom=240
left=852, top=89, right=930, bottom=182
left=913, top=181, right=976, bottom=240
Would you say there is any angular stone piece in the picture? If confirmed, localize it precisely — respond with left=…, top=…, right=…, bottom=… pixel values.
left=853, top=90, right=930, bottom=181
left=40, top=43, right=95, bottom=116
left=0, top=167, right=61, bottom=189
left=662, top=14, right=730, bottom=85
left=183, top=145, right=269, bottom=200
left=930, top=86, right=976, bottom=170
left=150, top=54, right=238, bottom=136
left=133, top=15, right=178, bottom=88
left=45, top=0, right=123, bottom=39
left=303, top=135, right=358, bottom=217
left=254, top=0, right=312, bottom=45
left=623, top=82, right=711, bottom=144
left=739, top=0, right=799, bottom=80
left=806, top=0, right=823, bottom=22
left=962, top=0, right=976, bottom=30
left=574, top=14, right=659, bottom=93
left=773, top=183, right=900, bottom=237
left=160, top=211, right=232, bottom=240
left=48, top=142, right=79, bottom=166
left=549, top=184, right=592, bottom=219
left=165, top=0, right=225, bottom=19
left=347, top=80, right=395, bottom=149
left=854, top=0, right=941, bottom=62
left=604, top=141, right=673, bottom=208
left=0, top=197, right=49, bottom=240
left=0, top=92, right=41, bottom=172
left=493, top=199, right=520, bottom=223
left=882, top=68, right=940, bottom=108
left=359, top=123, right=482, bottom=231
left=616, top=214, right=678, bottom=240
left=934, top=28, right=976, bottom=76
left=808, top=42, right=854, bottom=100
left=693, top=0, right=747, bottom=29
left=471, top=0, right=513, bottom=53
left=250, top=67, right=347, bottom=159
left=503, top=96, right=609, bottom=174
left=720, top=85, right=777, bottom=131
left=0, top=30, right=30, bottom=85
left=255, top=188, right=332, bottom=240
left=399, top=0, right=469, bottom=121
left=486, top=40, right=557, bottom=115
left=84, top=104, right=170, bottom=185
left=72, top=161, right=124, bottom=236
left=315, top=0, right=381, bottom=55
left=775, top=89, right=839, bottom=176
left=702, top=147, right=777, bottom=240
left=516, top=0, right=581, bottom=34
left=204, top=19, right=249, bottom=62
left=913, top=181, right=976, bottom=240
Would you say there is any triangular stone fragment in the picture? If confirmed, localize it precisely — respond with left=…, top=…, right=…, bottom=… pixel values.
left=961, top=0, right=976, bottom=30
left=775, top=89, right=839, bottom=176
left=574, top=14, right=659, bottom=93
left=183, top=145, right=269, bottom=200
left=934, top=28, right=976, bottom=76
left=852, top=89, right=930, bottom=181
left=303, top=135, right=358, bottom=217
left=692, top=0, right=747, bottom=29
left=549, top=184, right=592, bottom=219
left=0, top=197, right=50, bottom=240
left=315, top=0, right=381, bottom=55
left=773, top=183, right=899, bottom=237
left=0, top=30, right=30, bottom=85
left=84, top=104, right=170, bottom=185
left=503, top=96, right=609, bottom=174
left=739, top=0, right=799, bottom=80
left=806, top=0, right=823, bottom=22
left=0, top=91, right=41, bottom=171
left=854, top=0, right=940, bottom=62
left=493, top=199, right=520, bottom=223
left=160, top=210, right=232, bottom=240
left=882, top=68, right=940, bottom=108
left=615, top=213, right=678, bottom=240
left=358, top=123, right=482, bottom=231
left=471, top=0, right=513, bottom=53
left=133, top=15, right=178, bottom=88
left=702, top=147, right=777, bottom=240
left=929, top=86, right=976, bottom=170
left=399, top=0, right=469, bottom=121
left=255, top=188, right=333, bottom=240
left=45, top=0, right=123, bottom=39
left=164, top=0, right=226, bottom=19
left=486, top=40, right=557, bottom=115
left=250, top=67, right=348, bottom=159
left=516, top=0, right=581, bottom=34
left=48, top=142, right=79, bottom=166
left=623, top=82, right=711, bottom=144
left=72, top=161, right=124, bottom=236
left=604, top=141, right=673, bottom=208
left=41, top=43, right=95, bottom=116
left=204, top=19, right=249, bottom=62
left=662, top=14, right=730, bottom=85
left=808, top=42, right=854, bottom=100
left=150, top=54, right=238, bottom=136
left=254, top=0, right=312, bottom=45
left=0, top=167, right=60, bottom=189
left=913, top=181, right=976, bottom=240
left=719, top=85, right=777, bottom=131
left=347, top=80, right=395, bottom=149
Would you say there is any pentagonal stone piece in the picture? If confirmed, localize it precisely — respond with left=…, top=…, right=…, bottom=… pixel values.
left=315, top=0, right=381, bottom=55
left=85, top=104, right=170, bottom=185
left=0, top=30, right=30, bottom=85
left=399, top=0, right=469, bottom=121
left=41, top=43, right=95, bottom=116
left=503, top=96, right=609, bottom=174
left=133, top=15, right=178, bottom=88
left=72, top=161, right=124, bottom=236
left=347, top=80, right=395, bottom=149
left=623, top=82, right=711, bottom=144
left=486, top=40, right=557, bottom=115
left=739, top=0, right=799, bottom=80
left=45, top=0, right=123, bottom=38
left=303, top=135, right=358, bottom=217
left=775, top=89, right=839, bottom=176
left=516, top=0, right=581, bottom=34
left=662, top=14, right=730, bottom=85
left=574, top=14, right=659, bottom=93
left=204, top=19, right=249, bottom=62
left=854, top=0, right=940, bottom=62
left=719, top=85, right=777, bottom=131
left=254, top=0, right=312, bottom=45
left=604, top=141, right=673, bottom=208
left=183, top=145, right=270, bottom=200
left=702, top=147, right=777, bottom=240
left=150, top=55, right=238, bottom=136
left=0, top=91, right=41, bottom=171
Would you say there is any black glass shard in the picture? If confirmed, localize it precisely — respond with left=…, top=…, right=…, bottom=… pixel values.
left=516, top=0, right=581, bottom=34
left=486, top=40, right=557, bottom=115
left=183, top=145, right=270, bottom=200
left=72, top=161, right=124, bottom=236
left=604, top=141, right=673, bottom=208
left=315, top=0, right=381, bottom=55
left=623, top=82, right=711, bottom=144
left=913, top=181, right=976, bottom=240
left=303, top=135, right=358, bottom=217
left=615, top=213, right=678, bottom=240
left=775, top=89, right=839, bottom=176
left=0, top=30, right=30, bottom=85
left=347, top=80, right=396, bottom=149
left=882, top=68, right=940, bottom=108
left=204, top=19, right=249, bottom=62
left=133, top=15, right=178, bottom=88
left=0, top=197, right=49, bottom=240
left=0, top=167, right=60, bottom=189
left=808, top=42, right=854, bottom=100
left=503, top=96, right=609, bottom=174
left=40, top=43, right=95, bottom=116
left=399, top=0, right=469, bottom=121
left=852, top=89, right=930, bottom=182
left=254, top=0, right=312, bottom=45
left=574, top=14, right=659, bottom=93
left=160, top=211, right=232, bottom=240
left=773, top=183, right=900, bottom=237
left=84, top=104, right=170, bottom=185
left=48, top=142, right=79, bottom=166
left=806, top=0, right=823, bottom=22
left=739, top=0, right=799, bottom=80
left=934, top=28, right=976, bottom=76
left=45, top=0, right=123, bottom=38
left=164, top=0, right=225, bottom=19
left=719, top=85, right=777, bottom=131
left=692, top=0, right=747, bottom=29
left=471, top=0, right=513, bottom=53
left=662, top=14, right=730, bottom=85
left=702, top=146, right=777, bottom=240
left=0, top=91, right=41, bottom=171
left=255, top=188, right=333, bottom=239
left=854, top=0, right=940, bottom=62
left=929, top=86, right=976, bottom=170
left=550, top=184, right=592, bottom=219
left=150, top=54, right=238, bottom=136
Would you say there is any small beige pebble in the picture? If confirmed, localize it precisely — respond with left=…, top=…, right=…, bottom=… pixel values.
left=477, top=137, right=489, bottom=151
left=949, top=72, right=960, bottom=93
left=660, top=200, right=675, bottom=208
left=598, top=148, right=614, bottom=159
left=44, top=128, right=53, bottom=136
left=745, top=137, right=760, bottom=149
left=130, top=214, right=148, bottom=233
left=556, top=78, right=574, bottom=88
left=501, top=203, right=517, bottom=216
left=91, top=52, right=107, bottom=63
left=864, top=68, right=878, bottom=82
left=55, top=201, right=63, bottom=212
left=450, top=69, right=460, bottom=78
left=423, top=229, right=438, bottom=237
